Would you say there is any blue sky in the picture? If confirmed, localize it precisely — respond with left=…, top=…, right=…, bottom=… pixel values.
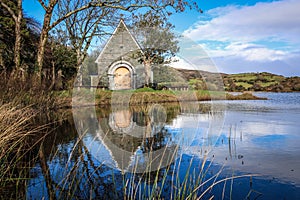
left=23, top=0, right=300, bottom=76
left=169, top=0, right=300, bottom=76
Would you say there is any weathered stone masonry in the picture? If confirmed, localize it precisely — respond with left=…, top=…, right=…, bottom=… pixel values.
left=91, top=19, right=146, bottom=90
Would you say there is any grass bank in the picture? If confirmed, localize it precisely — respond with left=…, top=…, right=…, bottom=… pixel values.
left=71, top=87, right=266, bottom=107
left=226, top=92, right=267, bottom=100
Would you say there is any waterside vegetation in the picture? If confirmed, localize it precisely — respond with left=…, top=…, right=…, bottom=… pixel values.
left=177, top=69, right=300, bottom=92
left=70, top=87, right=266, bottom=107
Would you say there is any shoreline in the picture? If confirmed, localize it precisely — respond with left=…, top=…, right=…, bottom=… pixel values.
left=68, top=89, right=267, bottom=108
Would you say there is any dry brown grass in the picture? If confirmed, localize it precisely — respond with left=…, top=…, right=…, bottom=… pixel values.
left=0, top=104, right=37, bottom=157
left=0, top=103, right=48, bottom=199
left=226, top=92, right=267, bottom=100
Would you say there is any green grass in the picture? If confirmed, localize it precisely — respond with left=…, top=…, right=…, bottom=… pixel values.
left=222, top=72, right=292, bottom=92
left=227, top=73, right=285, bottom=83
left=134, top=87, right=156, bottom=92
left=230, top=74, right=257, bottom=81
left=235, top=82, right=253, bottom=89
left=74, top=88, right=263, bottom=105
left=258, top=81, right=278, bottom=87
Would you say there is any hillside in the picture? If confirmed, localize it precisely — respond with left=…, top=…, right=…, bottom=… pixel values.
left=172, top=68, right=300, bottom=92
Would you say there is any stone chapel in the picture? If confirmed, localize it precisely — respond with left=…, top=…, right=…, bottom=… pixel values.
left=91, top=19, right=146, bottom=90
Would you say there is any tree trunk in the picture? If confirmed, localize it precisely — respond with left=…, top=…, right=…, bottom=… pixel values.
left=37, top=16, right=51, bottom=83
left=77, top=47, right=84, bottom=67
left=49, top=61, right=56, bottom=90
left=144, top=60, right=152, bottom=86
left=14, top=0, right=22, bottom=70
left=36, top=0, right=58, bottom=85
left=75, top=49, right=85, bottom=87
left=0, top=47, right=4, bottom=68
left=0, top=0, right=23, bottom=72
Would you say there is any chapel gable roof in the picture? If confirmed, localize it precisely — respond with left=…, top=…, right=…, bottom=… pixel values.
left=95, top=19, right=143, bottom=64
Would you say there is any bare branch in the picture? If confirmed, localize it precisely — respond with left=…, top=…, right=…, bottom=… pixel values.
left=37, top=0, right=47, bottom=11
left=0, top=2, right=17, bottom=21
left=35, top=0, right=201, bottom=81
left=50, top=1, right=171, bottom=30
left=50, top=2, right=94, bottom=30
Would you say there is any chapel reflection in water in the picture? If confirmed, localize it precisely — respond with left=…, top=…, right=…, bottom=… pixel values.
left=93, top=103, right=181, bottom=172
left=26, top=101, right=224, bottom=199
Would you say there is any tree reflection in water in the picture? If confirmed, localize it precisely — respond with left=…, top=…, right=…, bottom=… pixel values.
left=25, top=102, right=226, bottom=199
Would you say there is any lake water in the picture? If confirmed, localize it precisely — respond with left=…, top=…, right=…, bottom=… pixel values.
left=26, top=92, right=300, bottom=199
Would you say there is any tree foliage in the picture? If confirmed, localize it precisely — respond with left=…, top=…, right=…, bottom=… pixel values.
left=130, top=10, right=180, bottom=85
left=132, top=10, right=179, bottom=65
left=0, top=0, right=40, bottom=76
left=81, top=50, right=99, bottom=86
left=45, top=37, right=78, bottom=89
left=0, top=0, right=19, bottom=71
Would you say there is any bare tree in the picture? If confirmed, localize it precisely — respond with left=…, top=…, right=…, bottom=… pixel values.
left=54, top=0, right=117, bottom=86
left=56, top=0, right=113, bottom=68
left=36, top=0, right=91, bottom=83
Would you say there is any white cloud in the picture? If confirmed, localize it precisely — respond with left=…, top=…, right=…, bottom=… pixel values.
left=169, top=38, right=221, bottom=72
left=181, top=0, right=300, bottom=75
left=169, top=56, right=196, bottom=70
left=213, top=55, right=300, bottom=76
left=184, top=0, right=300, bottom=43
left=222, top=42, right=287, bottom=62
left=169, top=55, right=218, bottom=72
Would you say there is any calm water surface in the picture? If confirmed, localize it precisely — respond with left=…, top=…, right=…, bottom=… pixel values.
left=208, top=92, right=300, bottom=199
left=26, top=92, right=300, bottom=199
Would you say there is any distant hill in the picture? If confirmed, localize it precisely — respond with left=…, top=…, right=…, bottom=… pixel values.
left=159, top=67, right=300, bottom=92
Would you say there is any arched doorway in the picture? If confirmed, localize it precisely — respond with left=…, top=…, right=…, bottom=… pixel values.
left=114, top=110, right=132, bottom=128
left=114, top=67, right=131, bottom=90
left=107, top=61, right=136, bottom=90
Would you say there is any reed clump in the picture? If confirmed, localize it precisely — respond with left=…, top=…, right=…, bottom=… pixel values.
left=0, top=72, right=70, bottom=111
left=0, top=104, right=35, bottom=155
left=0, top=74, right=60, bottom=198
left=0, top=103, right=46, bottom=198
